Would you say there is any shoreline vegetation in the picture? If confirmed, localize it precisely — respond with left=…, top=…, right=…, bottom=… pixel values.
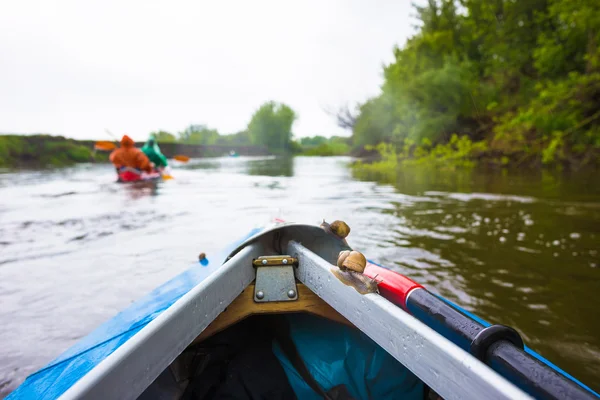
left=0, top=132, right=351, bottom=169
left=0, top=101, right=351, bottom=168
left=0, top=135, right=108, bottom=168
left=345, top=0, right=600, bottom=180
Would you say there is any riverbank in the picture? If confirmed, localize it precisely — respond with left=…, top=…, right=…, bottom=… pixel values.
left=0, top=135, right=107, bottom=168
left=350, top=134, right=600, bottom=185
left=0, top=133, right=356, bottom=169
left=0, top=135, right=271, bottom=168
left=293, top=136, right=351, bottom=156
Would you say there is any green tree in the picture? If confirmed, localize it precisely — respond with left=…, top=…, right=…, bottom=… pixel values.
left=216, top=130, right=252, bottom=146
left=247, top=101, right=297, bottom=152
left=347, top=0, right=600, bottom=167
left=178, top=124, right=220, bottom=145
left=150, top=130, right=177, bottom=143
left=299, top=136, right=328, bottom=147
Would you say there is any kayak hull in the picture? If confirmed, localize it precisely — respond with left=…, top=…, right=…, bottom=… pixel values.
left=117, top=170, right=161, bottom=182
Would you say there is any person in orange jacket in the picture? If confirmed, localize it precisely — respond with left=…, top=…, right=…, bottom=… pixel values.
left=109, top=135, right=153, bottom=174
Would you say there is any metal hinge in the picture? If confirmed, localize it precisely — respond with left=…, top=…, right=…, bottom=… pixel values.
left=252, top=255, right=298, bottom=302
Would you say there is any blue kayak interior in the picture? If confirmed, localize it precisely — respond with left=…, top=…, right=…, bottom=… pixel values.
left=140, top=313, right=428, bottom=400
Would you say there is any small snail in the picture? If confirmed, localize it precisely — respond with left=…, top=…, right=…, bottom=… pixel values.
left=341, top=250, right=366, bottom=273
left=320, top=219, right=351, bottom=244
left=331, top=250, right=379, bottom=294
left=330, top=220, right=351, bottom=239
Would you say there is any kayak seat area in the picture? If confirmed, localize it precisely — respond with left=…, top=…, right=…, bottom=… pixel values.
left=140, top=313, right=425, bottom=400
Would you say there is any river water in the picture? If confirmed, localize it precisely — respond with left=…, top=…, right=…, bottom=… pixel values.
left=0, top=156, right=599, bottom=396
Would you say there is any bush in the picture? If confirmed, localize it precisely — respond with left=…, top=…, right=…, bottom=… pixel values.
left=0, top=135, right=96, bottom=168
left=301, top=141, right=350, bottom=156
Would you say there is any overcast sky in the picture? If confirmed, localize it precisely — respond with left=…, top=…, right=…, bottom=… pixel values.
left=0, top=0, right=416, bottom=140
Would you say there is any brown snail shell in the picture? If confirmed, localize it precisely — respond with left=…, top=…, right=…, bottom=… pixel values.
left=342, top=250, right=366, bottom=273
left=330, top=220, right=351, bottom=239
left=337, top=250, right=351, bottom=268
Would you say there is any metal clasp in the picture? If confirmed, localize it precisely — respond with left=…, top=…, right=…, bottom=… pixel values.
left=252, top=255, right=298, bottom=302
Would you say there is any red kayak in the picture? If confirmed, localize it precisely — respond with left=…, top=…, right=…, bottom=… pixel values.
left=117, top=167, right=162, bottom=183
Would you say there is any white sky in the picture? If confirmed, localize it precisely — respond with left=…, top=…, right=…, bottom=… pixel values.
left=0, top=0, right=415, bottom=140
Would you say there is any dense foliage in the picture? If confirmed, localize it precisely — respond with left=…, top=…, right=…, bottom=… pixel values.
left=351, top=0, right=600, bottom=168
left=149, top=127, right=252, bottom=147
left=149, top=102, right=297, bottom=152
left=177, top=125, right=221, bottom=145
left=298, top=136, right=351, bottom=156
left=150, top=131, right=178, bottom=143
left=0, top=135, right=102, bottom=168
left=247, top=101, right=297, bottom=152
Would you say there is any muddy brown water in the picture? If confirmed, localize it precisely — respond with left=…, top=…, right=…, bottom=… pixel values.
left=0, top=156, right=598, bottom=396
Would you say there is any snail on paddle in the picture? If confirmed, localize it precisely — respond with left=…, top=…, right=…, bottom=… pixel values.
left=331, top=250, right=379, bottom=294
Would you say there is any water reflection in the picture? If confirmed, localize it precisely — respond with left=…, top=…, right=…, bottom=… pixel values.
left=123, top=181, right=160, bottom=199
left=180, top=155, right=294, bottom=177
left=183, top=160, right=221, bottom=170
left=246, top=156, right=294, bottom=177
left=358, top=166, right=600, bottom=201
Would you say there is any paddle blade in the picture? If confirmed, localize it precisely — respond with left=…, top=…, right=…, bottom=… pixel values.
left=162, top=174, right=174, bottom=180
left=95, top=141, right=116, bottom=151
left=173, top=155, right=190, bottom=162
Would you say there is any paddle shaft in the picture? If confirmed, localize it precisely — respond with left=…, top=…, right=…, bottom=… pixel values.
left=404, top=288, right=597, bottom=400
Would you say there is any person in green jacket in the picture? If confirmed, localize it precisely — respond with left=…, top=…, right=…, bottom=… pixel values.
left=141, top=136, right=168, bottom=171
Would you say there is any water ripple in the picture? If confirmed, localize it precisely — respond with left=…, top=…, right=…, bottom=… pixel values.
left=1, top=159, right=599, bottom=395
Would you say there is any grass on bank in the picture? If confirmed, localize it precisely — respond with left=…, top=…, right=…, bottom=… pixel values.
left=351, top=135, right=490, bottom=182
left=0, top=135, right=106, bottom=168
left=299, top=141, right=350, bottom=156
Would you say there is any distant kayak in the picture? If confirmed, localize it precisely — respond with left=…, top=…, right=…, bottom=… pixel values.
left=116, top=167, right=161, bottom=183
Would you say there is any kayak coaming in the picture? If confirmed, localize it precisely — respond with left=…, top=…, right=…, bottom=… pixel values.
left=57, top=225, right=354, bottom=400
left=6, top=227, right=263, bottom=400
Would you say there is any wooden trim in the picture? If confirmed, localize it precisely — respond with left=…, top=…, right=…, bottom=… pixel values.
left=193, top=283, right=353, bottom=343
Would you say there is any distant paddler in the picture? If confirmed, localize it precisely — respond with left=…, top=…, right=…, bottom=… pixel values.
left=95, top=135, right=188, bottom=180
left=141, top=135, right=169, bottom=172
left=109, top=135, right=153, bottom=181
